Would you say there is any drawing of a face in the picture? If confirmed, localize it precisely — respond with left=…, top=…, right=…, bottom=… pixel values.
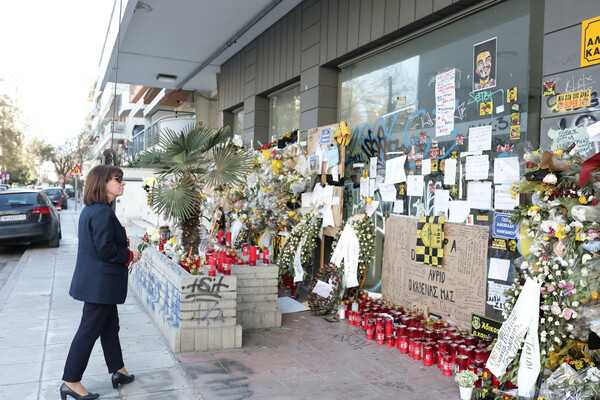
left=476, top=50, right=492, bottom=83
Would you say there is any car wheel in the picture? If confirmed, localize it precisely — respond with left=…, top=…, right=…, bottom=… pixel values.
left=58, top=227, right=62, bottom=239
left=49, top=232, right=60, bottom=248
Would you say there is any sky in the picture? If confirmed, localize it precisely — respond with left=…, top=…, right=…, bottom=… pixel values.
left=0, top=1, right=115, bottom=146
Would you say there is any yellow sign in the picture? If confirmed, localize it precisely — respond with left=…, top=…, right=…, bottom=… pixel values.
left=582, top=16, right=600, bottom=67
left=556, top=89, right=591, bottom=111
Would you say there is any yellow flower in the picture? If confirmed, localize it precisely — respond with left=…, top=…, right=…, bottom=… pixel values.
left=293, top=216, right=298, bottom=220
left=288, top=211, right=294, bottom=217
left=579, top=196, right=587, bottom=204
left=366, top=198, right=372, bottom=204
left=543, top=236, right=550, bottom=241
left=529, top=206, right=540, bottom=212
left=576, top=234, right=582, bottom=241
left=554, top=149, right=563, bottom=158
left=171, top=237, right=177, bottom=244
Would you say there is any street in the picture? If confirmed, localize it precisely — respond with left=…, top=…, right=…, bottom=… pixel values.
left=0, top=197, right=78, bottom=295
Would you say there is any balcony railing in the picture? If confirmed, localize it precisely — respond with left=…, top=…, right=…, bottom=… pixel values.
left=130, top=113, right=195, bottom=157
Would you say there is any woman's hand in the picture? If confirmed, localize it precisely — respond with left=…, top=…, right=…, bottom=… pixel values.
left=132, top=251, right=142, bottom=263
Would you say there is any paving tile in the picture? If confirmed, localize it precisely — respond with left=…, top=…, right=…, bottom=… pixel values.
left=177, top=351, right=217, bottom=364
left=124, top=349, right=179, bottom=372
left=0, top=361, right=41, bottom=385
left=0, top=345, right=44, bottom=365
left=0, top=381, right=39, bottom=400
left=185, top=361, right=233, bottom=388
left=0, top=331, right=46, bottom=349
left=122, top=388, right=201, bottom=399
left=198, top=379, right=293, bottom=400
left=40, top=375, right=120, bottom=400
left=116, top=367, right=195, bottom=396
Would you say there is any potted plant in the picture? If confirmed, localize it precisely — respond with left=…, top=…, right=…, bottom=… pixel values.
left=138, top=123, right=253, bottom=255
left=455, top=370, right=479, bottom=400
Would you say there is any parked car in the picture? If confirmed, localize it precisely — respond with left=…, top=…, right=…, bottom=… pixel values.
left=64, top=187, right=75, bottom=198
left=0, top=184, right=9, bottom=192
left=0, top=189, right=61, bottom=247
left=43, top=187, right=68, bottom=209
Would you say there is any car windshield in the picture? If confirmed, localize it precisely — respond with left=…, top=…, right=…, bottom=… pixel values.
left=0, top=193, right=41, bottom=209
left=44, top=189, right=62, bottom=195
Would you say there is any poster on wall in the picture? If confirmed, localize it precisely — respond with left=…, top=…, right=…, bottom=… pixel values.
left=473, top=37, right=497, bottom=92
left=381, top=215, right=489, bottom=329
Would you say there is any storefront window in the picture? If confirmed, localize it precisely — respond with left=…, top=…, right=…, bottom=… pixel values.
left=269, top=85, right=300, bottom=138
left=339, top=0, right=531, bottom=297
left=232, top=107, right=244, bottom=137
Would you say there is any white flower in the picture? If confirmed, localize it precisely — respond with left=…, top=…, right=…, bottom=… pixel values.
left=572, top=301, right=579, bottom=307
left=582, top=255, right=592, bottom=265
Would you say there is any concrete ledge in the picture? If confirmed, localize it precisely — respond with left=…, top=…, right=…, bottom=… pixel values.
left=129, top=238, right=242, bottom=352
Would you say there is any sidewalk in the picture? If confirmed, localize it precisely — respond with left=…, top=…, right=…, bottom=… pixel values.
left=0, top=207, right=201, bottom=400
left=0, top=205, right=461, bottom=400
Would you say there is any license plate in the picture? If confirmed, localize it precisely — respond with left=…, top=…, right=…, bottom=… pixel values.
left=0, top=214, right=27, bottom=222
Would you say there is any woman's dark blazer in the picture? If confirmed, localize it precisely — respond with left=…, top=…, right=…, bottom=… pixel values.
left=69, top=203, right=132, bottom=304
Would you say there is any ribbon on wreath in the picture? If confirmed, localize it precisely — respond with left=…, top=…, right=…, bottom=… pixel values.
left=330, top=223, right=360, bottom=288
left=486, top=278, right=542, bottom=397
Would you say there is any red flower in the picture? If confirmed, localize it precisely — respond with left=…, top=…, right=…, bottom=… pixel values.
left=526, top=161, right=534, bottom=168
left=593, top=199, right=599, bottom=206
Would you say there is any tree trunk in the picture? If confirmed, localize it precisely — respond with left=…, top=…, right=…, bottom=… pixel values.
left=180, top=209, right=200, bottom=256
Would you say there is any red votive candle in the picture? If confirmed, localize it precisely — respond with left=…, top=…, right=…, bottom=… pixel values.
left=366, top=319, right=375, bottom=340
left=249, top=246, right=257, bottom=266
left=386, top=335, right=395, bottom=347
left=385, top=318, right=394, bottom=336
left=355, top=311, right=363, bottom=328
left=348, top=311, right=355, bottom=325
left=413, top=341, right=422, bottom=360
left=218, top=230, right=224, bottom=244
left=223, top=258, right=231, bottom=275
left=376, top=326, right=385, bottom=344
left=456, top=355, right=469, bottom=372
left=443, top=354, right=452, bottom=376
left=399, top=335, right=409, bottom=353
left=225, top=231, right=232, bottom=248
left=242, top=244, right=249, bottom=256
left=423, top=345, right=433, bottom=366
left=438, top=351, right=447, bottom=369
left=263, top=249, right=270, bottom=264
left=408, top=338, right=415, bottom=356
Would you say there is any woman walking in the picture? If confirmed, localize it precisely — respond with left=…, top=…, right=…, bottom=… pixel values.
left=60, top=165, right=142, bottom=400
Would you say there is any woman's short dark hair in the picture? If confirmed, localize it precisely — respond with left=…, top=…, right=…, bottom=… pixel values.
left=83, top=165, right=123, bottom=205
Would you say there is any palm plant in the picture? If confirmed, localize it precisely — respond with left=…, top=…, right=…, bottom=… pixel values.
left=138, top=123, right=253, bottom=255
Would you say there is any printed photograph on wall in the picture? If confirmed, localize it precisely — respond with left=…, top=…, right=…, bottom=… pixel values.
left=473, top=37, right=497, bottom=92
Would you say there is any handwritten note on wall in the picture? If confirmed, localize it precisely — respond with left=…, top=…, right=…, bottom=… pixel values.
left=381, top=215, right=489, bottom=329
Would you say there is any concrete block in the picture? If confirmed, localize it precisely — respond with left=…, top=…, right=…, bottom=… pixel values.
left=238, top=287, right=275, bottom=295
left=238, top=293, right=278, bottom=303
left=240, top=278, right=278, bottom=288
left=194, top=328, right=209, bottom=352
left=208, top=318, right=237, bottom=328
left=221, top=325, right=236, bottom=349
left=208, top=327, right=222, bottom=351
left=235, top=325, right=242, bottom=348
left=180, top=329, right=195, bottom=352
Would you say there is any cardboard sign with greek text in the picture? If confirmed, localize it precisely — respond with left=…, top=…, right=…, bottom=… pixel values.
left=381, top=215, right=488, bottom=330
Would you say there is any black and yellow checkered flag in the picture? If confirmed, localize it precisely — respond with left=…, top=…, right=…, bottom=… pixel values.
left=416, top=216, right=445, bottom=267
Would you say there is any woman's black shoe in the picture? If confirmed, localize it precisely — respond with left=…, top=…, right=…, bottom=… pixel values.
left=59, top=383, right=99, bottom=400
left=111, top=371, right=135, bottom=389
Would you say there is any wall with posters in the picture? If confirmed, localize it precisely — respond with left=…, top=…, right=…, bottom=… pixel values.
left=541, top=0, right=600, bottom=157
left=338, top=0, right=535, bottom=320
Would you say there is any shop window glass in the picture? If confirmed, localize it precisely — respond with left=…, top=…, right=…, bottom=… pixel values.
left=341, top=0, right=530, bottom=216
left=269, top=85, right=300, bottom=138
left=233, top=108, right=244, bottom=137
left=339, top=0, right=531, bottom=299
